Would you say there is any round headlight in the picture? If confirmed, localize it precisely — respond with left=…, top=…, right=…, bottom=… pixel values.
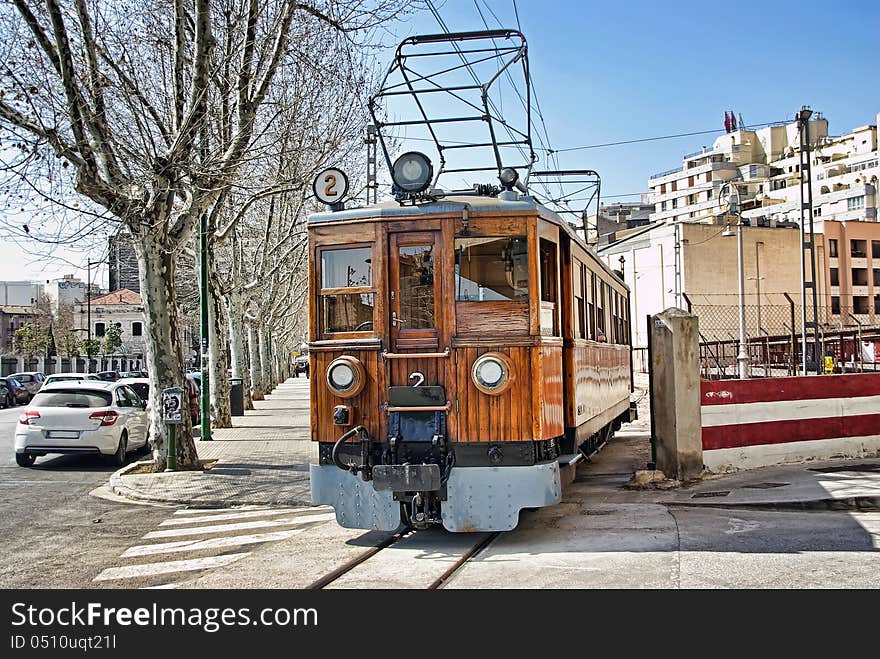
left=499, top=167, right=519, bottom=188
left=472, top=352, right=513, bottom=396
left=326, top=356, right=366, bottom=399
left=392, top=152, right=433, bottom=193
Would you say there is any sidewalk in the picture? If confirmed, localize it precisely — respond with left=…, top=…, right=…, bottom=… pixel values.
left=576, top=371, right=880, bottom=510
left=109, top=378, right=315, bottom=507
left=108, top=373, right=880, bottom=511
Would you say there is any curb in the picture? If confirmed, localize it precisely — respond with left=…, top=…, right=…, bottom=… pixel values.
left=665, top=496, right=880, bottom=512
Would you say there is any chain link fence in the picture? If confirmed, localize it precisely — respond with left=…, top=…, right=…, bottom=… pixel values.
left=682, top=293, right=880, bottom=379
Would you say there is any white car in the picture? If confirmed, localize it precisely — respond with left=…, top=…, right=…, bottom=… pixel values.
left=14, top=381, right=150, bottom=468
left=43, top=373, right=101, bottom=386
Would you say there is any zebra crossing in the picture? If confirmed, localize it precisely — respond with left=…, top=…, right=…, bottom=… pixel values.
left=94, top=505, right=336, bottom=586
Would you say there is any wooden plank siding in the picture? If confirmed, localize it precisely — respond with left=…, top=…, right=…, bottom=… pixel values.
left=308, top=203, right=631, bottom=451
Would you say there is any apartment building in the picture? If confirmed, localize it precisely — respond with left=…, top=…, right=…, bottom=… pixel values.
left=643, top=111, right=879, bottom=326
left=647, top=115, right=831, bottom=225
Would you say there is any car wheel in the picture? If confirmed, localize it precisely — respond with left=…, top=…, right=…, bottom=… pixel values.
left=111, top=433, right=128, bottom=467
left=15, top=453, right=35, bottom=468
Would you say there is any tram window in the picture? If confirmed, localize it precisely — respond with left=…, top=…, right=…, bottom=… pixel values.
left=399, top=244, right=435, bottom=329
left=587, top=271, right=596, bottom=339
left=321, top=247, right=372, bottom=288
left=319, top=246, right=374, bottom=334
left=539, top=239, right=559, bottom=336
left=454, top=237, right=528, bottom=301
left=321, top=293, right=375, bottom=333
left=573, top=260, right=586, bottom=339
left=596, top=283, right=606, bottom=336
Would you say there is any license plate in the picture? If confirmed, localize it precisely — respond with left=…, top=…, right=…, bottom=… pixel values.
left=47, top=431, right=80, bottom=439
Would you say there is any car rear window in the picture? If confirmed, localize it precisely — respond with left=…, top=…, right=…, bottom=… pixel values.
left=30, top=389, right=112, bottom=408
left=128, top=383, right=149, bottom=401
left=17, top=375, right=33, bottom=382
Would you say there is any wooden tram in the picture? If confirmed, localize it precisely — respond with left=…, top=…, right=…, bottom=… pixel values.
left=308, top=182, right=634, bottom=532
left=309, top=30, right=633, bottom=532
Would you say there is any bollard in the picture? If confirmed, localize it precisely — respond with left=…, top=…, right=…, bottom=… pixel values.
left=166, top=423, right=176, bottom=472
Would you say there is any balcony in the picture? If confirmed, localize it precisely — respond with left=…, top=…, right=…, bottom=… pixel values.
left=650, top=166, right=682, bottom=181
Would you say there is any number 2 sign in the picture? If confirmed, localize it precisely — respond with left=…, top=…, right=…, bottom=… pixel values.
left=313, top=167, right=349, bottom=205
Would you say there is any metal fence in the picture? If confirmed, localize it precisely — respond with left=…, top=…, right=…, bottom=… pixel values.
left=683, top=293, right=880, bottom=379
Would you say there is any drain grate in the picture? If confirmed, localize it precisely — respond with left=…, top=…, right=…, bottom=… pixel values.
left=743, top=482, right=790, bottom=489
left=691, top=490, right=730, bottom=498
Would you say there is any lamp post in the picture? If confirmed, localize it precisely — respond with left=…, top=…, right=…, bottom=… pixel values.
left=721, top=183, right=749, bottom=379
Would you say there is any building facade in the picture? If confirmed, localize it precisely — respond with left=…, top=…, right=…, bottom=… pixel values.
left=0, top=281, right=44, bottom=307
left=46, top=275, right=89, bottom=311
left=74, top=289, right=147, bottom=361
left=108, top=233, right=141, bottom=293
left=0, top=305, right=42, bottom=353
left=641, top=111, right=879, bottom=329
left=598, top=222, right=805, bottom=349
left=587, top=201, right=654, bottom=246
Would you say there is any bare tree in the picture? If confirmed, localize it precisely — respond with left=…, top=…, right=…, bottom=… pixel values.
left=0, top=0, right=420, bottom=468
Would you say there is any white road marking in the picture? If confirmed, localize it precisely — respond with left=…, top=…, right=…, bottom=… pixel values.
left=160, top=508, right=299, bottom=526
left=93, top=553, right=251, bottom=581
left=141, top=584, right=179, bottom=589
left=143, top=512, right=336, bottom=539
left=173, top=505, right=278, bottom=516
left=122, top=528, right=306, bottom=557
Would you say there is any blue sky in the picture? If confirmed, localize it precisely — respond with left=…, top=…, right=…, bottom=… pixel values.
left=5, top=0, right=879, bottom=283
left=394, top=0, right=880, bottom=198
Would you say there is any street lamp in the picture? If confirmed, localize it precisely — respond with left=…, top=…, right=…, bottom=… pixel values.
left=721, top=182, right=749, bottom=379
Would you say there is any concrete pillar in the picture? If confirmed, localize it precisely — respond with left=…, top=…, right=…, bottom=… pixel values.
left=16, top=356, right=24, bottom=372
left=650, top=307, right=703, bottom=481
left=36, top=356, right=44, bottom=374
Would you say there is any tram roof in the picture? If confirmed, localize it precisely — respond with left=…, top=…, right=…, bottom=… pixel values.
left=307, top=194, right=559, bottom=225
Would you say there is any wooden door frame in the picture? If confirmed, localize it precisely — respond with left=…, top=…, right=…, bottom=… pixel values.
left=388, top=230, right=442, bottom=351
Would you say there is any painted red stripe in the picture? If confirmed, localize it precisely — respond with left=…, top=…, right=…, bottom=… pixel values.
left=701, top=413, right=880, bottom=450
left=701, top=374, right=880, bottom=406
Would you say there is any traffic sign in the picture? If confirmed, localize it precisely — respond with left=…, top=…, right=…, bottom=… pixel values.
left=161, top=387, right=185, bottom=424
left=313, top=167, right=349, bottom=205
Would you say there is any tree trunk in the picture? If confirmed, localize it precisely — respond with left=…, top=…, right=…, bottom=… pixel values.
left=227, top=239, right=253, bottom=410
left=208, top=281, right=232, bottom=428
left=259, top=323, right=272, bottom=393
left=133, top=235, right=198, bottom=470
left=248, top=322, right=264, bottom=400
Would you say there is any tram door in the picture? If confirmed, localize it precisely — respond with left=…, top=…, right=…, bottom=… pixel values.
left=388, top=232, right=440, bottom=353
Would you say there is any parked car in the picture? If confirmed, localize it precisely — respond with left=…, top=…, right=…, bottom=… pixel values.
left=43, top=373, right=101, bottom=386
left=9, top=372, right=45, bottom=399
left=119, top=375, right=201, bottom=427
left=95, top=371, right=121, bottom=382
left=293, top=354, right=310, bottom=378
left=184, top=374, right=201, bottom=427
left=14, top=381, right=149, bottom=467
left=1, top=377, right=30, bottom=406
left=0, top=380, right=9, bottom=409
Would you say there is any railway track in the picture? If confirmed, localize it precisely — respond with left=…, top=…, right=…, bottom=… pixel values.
left=306, top=529, right=502, bottom=590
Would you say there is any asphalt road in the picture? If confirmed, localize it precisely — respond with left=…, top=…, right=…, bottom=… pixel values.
left=0, top=404, right=169, bottom=588
left=0, top=396, right=878, bottom=589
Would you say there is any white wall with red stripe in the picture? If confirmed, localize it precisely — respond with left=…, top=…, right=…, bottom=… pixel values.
left=700, top=374, right=880, bottom=472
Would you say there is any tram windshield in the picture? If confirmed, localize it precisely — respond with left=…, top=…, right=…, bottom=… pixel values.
left=454, top=236, right=528, bottom=302
left=319, top=246, right=374, bottom=334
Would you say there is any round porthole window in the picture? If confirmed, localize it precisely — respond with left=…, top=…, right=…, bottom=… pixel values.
left=326, top=356, right=366, bottom=398
left=471, top=352, right=514, bottom=396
